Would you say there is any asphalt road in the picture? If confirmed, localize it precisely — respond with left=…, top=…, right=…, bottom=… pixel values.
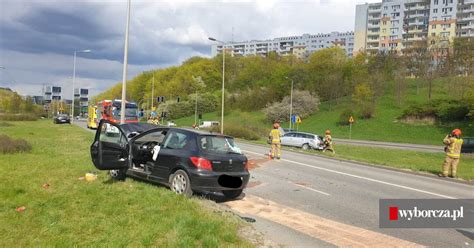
left=74, top=121, right=472, bottom=246
left=236, top=142, right=473, bottom=247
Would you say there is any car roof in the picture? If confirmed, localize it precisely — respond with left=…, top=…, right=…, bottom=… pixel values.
left=117, top=123, right=233, bottom=138
left=287, top=131, right=318, bottom=136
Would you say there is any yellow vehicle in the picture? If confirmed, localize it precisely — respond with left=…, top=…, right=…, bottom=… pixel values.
left=87, top=105, right=99, bottom=129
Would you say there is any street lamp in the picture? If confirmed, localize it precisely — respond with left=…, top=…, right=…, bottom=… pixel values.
left=285, top=76, right=294, bottom=130
left=71, top=49, right=91, bottom=123
left=208, top=37, right=225, bottom=134
left=120, top=0, right=131, bottom=124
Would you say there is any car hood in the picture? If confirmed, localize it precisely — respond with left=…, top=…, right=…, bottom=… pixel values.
left=119, top=123, right=159, bottom=137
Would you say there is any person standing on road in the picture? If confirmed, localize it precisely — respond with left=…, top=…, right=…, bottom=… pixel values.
left=323, top=130, right=335, bottom=154
left=440, top=129, right=464, bottom=178
left=269, top=122, right=282, bottom=159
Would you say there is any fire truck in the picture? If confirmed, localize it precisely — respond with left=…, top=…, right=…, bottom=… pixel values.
left=88, top=100, right=139, bottom=128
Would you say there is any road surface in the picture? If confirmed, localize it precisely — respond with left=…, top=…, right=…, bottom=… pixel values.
left=75, top=121, right=473, bottom=246
left=235, top=142, right=473, bottom=247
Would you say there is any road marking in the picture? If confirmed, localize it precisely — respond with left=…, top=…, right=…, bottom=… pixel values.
left=243, top=149, right=456, bottom=199
left=292, top=182, right=331, bottom=196
left=225, top=195, right=423, bottom=247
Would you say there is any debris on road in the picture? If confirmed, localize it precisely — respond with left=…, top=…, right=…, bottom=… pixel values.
left=85, top=172, right=98, bottom=181
left=42, top=183, right=50, bottom=189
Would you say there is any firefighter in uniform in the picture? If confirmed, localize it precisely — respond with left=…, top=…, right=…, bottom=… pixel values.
left=441, top=129, right=463, bottom=178
left=323, top=130, right=335, bottom=153
left=269, top=122, right=282, bottom=159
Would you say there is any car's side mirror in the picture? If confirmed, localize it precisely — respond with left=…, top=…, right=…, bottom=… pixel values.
left=128, top=132, right=139, bottom=138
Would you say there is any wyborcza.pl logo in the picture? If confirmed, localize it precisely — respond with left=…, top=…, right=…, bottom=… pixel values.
left=380, top=199, right=473, bottom=228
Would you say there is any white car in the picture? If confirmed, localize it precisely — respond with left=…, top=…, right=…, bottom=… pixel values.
left=280, top=132, right=324, bottom=150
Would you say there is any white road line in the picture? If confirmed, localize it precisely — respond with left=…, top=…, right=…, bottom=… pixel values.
left=292, top=182, right=331, bottom=196
left=243, top=149, right=456, bottom=199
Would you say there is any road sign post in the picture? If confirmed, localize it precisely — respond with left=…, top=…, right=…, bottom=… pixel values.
left=349, top=116, right=355, bottom=139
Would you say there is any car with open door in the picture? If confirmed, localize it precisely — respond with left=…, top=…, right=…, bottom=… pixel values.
left=90, top=120, right=250, bottom=199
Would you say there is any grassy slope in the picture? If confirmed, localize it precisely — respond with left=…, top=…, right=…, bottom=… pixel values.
left=0, top=120, right=251, bottom=247
left=175, top=79, right=473, bottom=145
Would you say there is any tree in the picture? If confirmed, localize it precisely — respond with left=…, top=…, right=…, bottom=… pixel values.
left=352, top=82, right=375, bottom=119
left=263, top=90, right=320, bottom=122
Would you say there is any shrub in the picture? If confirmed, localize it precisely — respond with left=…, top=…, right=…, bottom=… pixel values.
left=0, top=114, right=39, bottom=121
left=338, top=109, right=355, bottom=126
left=0, top=122, right=12, bottom=127
left=263, top=90, right=320, bottom=122
left=0, top=134, right=32, bottom=154
left=208, top=124, right=260, bottom=140
left=400, top=100, right=470, bottom=122
left=158, top=93, right=217, bottom=119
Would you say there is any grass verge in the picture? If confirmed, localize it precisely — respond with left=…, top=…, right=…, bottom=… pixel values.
left=243, top=139, right=474, bottom=181
left=0, top=120, right=252, bottom=247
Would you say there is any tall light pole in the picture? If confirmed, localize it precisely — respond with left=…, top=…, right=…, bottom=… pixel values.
left=71, top=49, right=91, bottom=123
left=120, top=0, right=131, bottom=124
left=285, top=76, right=294, bottom=130
left=208, top=37, right=225, bottom=134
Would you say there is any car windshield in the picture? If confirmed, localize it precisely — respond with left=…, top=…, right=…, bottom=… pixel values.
left=199, top=136, right=242, bottom=154
left=113, top=107, right=138, bottom=118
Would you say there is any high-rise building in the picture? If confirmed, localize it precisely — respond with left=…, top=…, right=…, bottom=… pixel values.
left=354, top=0, right=473, bottom=55
left=74, top=88, right=89, bottom=115
left=43, top=85, right=62, bottom=103
left=211, top=31, right=354, bottom=59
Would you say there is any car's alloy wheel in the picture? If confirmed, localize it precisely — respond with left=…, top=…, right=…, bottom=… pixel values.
left=109, top=169, right=126, bottom=181
left=170, top=170, right=193, bottom=197
left=302, top=143, right=309, bottom=150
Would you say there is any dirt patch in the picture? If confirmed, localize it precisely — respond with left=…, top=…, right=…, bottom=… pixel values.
left=247, top=158, right=271, bottom=170
left=247, top=181, right=263, bottom=189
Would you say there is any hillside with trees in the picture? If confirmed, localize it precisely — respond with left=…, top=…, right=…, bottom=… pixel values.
left=94, top=37, right=474, bottom=143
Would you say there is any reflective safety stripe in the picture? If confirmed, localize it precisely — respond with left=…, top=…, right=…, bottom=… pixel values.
left=447, top=153, right=460, bottom=158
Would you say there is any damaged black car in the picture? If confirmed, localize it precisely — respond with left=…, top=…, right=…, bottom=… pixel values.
left=90, top=120, right=250, bottom=199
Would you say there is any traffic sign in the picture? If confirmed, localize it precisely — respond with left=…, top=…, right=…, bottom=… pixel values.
left=291, top=115, right=297, bottom=123
left=349, top=116, right=354, bottom=123
left=296, top=116, right=302, bottom=124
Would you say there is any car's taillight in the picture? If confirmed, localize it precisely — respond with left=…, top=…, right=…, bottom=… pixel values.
left=190, top=157, right=212, bottom=171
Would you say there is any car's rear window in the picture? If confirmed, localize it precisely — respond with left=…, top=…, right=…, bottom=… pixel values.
left=199, top=136, right=242, bottom=154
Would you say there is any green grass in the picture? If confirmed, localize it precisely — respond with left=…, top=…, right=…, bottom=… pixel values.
left=0, top=120, right=252, bottom=247
left=174, top=79, right=473, bottom=145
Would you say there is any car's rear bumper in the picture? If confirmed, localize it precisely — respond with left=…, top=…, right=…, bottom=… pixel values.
left=188, top=170, right=250, bottom=192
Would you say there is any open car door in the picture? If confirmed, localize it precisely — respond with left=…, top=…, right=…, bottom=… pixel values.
left=91, top=120, right=129, bottom=170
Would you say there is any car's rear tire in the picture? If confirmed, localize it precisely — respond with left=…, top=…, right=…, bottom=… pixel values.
left=222, top=189, right=243, bottom=199
left=170, top=170, right=193, bottom=197
left=109, top=169, right=126, bottom=181
left=302, top=143, right=310, bottom=150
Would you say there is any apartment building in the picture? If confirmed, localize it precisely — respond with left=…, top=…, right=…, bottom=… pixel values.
left=457, top=0, right=474, bottom=37
left=211, top=31, right=355, bottom=59
left=43, top=85, right=62, bottom=103
left=354, top=0, right=473, bottom=55
left=74, top=88, right=89, bottom=115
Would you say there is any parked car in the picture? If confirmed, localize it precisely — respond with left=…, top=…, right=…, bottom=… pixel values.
left=461, top=137, right=474, bottom=153
left=199, top=121, right=220, bottom=129
left=280, top=132, right=324, bottom=150
left=90, top=120, right=249, bottom=199
left=53, top=114, right=70, bottom=124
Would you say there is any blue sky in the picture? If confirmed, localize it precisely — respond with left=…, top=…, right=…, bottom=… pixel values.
left=0, top=0, right=379, bottom=97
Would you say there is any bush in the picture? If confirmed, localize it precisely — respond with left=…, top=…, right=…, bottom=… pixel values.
left=208, top=124, right=260, bottom=140
left=0, top=122, right=12, bottom=127
left=263, top=90, right=320, bottom=122
left=338, top=109, right=355, bottom=126
left=0, top=134, right=32, bottom=154
left=401, top=100, right=470, bottom=122
left=0, top=114, right=39, bottom=121
left=158, top=93, right=217, bottom=119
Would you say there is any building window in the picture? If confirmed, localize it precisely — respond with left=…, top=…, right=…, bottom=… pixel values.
left=434, top=0, right=438, bottom=4
left=433, top=9, right=438, bottom=13
left=432, top=24, right=436, bottom=29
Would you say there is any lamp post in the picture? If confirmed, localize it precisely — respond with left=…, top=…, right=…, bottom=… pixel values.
left=208, top=37, right=225, bottom=134
left=120, top=0, right=132, bottom=124
left=285, top=76, right=294, bottom=130
left=71, top=49, right=91, bottom=124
